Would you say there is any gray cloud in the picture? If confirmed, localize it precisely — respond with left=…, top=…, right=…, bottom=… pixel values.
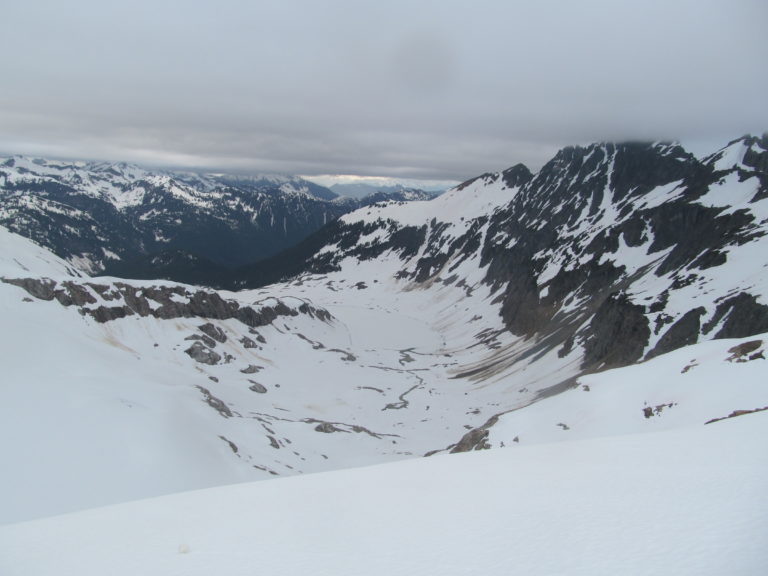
left=1, top=0, right=766, bottom=181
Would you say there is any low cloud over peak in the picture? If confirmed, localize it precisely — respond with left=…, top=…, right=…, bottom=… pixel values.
left=1, top=0, right=766, bottom=180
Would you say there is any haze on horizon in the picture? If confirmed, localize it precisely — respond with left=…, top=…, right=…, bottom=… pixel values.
left=2, top=0, right=766, bottom=183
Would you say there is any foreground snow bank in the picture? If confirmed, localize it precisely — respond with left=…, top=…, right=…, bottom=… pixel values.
left=2, top=412, right=765, bottom=576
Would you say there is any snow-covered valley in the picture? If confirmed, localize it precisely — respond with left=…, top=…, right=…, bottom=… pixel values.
left=1, top=135, right=767, bottom=574
left=0, top=227, right=580, bottom=524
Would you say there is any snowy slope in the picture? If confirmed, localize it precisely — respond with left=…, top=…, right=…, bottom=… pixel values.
left=2, top=134, right=767, bottom=532
left=3, top=221, right=768, bottom=526
left=0, top=226, right=84, bottom=279
left=488, top=334, right=768, bottom=446
left=1, top=227, right=531, bottom=523
left=0, top=232, right=256, bottom=521
left=1, top=411, right=765, bottom=576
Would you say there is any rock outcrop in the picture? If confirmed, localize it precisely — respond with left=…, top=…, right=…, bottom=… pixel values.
left=2, top=277, right=333, bottom=330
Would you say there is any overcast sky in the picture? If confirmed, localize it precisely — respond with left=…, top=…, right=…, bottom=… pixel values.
left=2, top=0, right=766, bottom=182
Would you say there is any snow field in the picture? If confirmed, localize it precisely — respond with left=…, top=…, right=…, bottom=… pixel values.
left=490, top=334, right=768, bottom=446
left=1, top=412, right=765, bottom=576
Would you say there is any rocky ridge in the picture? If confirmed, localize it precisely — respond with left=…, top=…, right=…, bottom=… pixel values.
left=297, top=136, right=768, bottom=375
left=2, top=275, right=332, bottom=371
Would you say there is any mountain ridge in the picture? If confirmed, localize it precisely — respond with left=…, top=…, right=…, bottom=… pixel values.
left=0, top=156, right=447, bottom=282
left=251, top=134, right=768, bottom=450
left=0, top=155, right=351, bottom=274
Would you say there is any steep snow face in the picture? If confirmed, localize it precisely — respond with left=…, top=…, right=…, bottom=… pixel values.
left=354, top=187, right=438, bottom=207
left=0, top=226, right=83, bottom=279
left=338, top=166, right=527, bottom=232
left=1, top=412, right=765, bottom=576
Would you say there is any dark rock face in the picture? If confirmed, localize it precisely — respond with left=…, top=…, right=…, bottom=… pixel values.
left=3, top=277, right=114, bottom=308
left=501, top=164, right=533, bottom=189
left=55, top=281, right=98, bottom=306
left=645, top=202, right=757, bottom=276
left=583, top=294, right=650, bottom=370
left=88, top=305, right=131, bottom=323
left=703, top=293, right=768, bottom=339
left=199, top=323, right=227, bottom=343
left=448, top=413, right=503, bottom=454
left=3, top=277, right=59, bottom=301
left=609, top=142, right=694, bottom=202
left=647, top=307, right=706, bottom=359
left=725, top=339, right=764, bottom=362
left=449, top=428, right=490, bottom=453
left=1, top=278, right=334, bottom=334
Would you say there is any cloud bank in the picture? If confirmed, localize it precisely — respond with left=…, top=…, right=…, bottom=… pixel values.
left=1, top=0, right=766, bottom=180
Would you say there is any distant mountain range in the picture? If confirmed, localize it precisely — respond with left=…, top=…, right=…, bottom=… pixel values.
left=0, top=157, right=437, bottom=284
left=330, top=182, right=445, bottom=200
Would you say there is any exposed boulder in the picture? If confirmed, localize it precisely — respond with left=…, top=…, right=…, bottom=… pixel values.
left=240, top=364, right=263, bottom=374
left=199, top=322, right=227, bottom=343
left=314, top=422, right=343, bottom=433
left=248, top=380, right=267, bottom=393
left=185, top=334, right=218, bottom=348
left=449, top=428, right=490, bottom=453
left=185, top=342, right=221, bottom=365
left=195, top=386, right=232, bottom=418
